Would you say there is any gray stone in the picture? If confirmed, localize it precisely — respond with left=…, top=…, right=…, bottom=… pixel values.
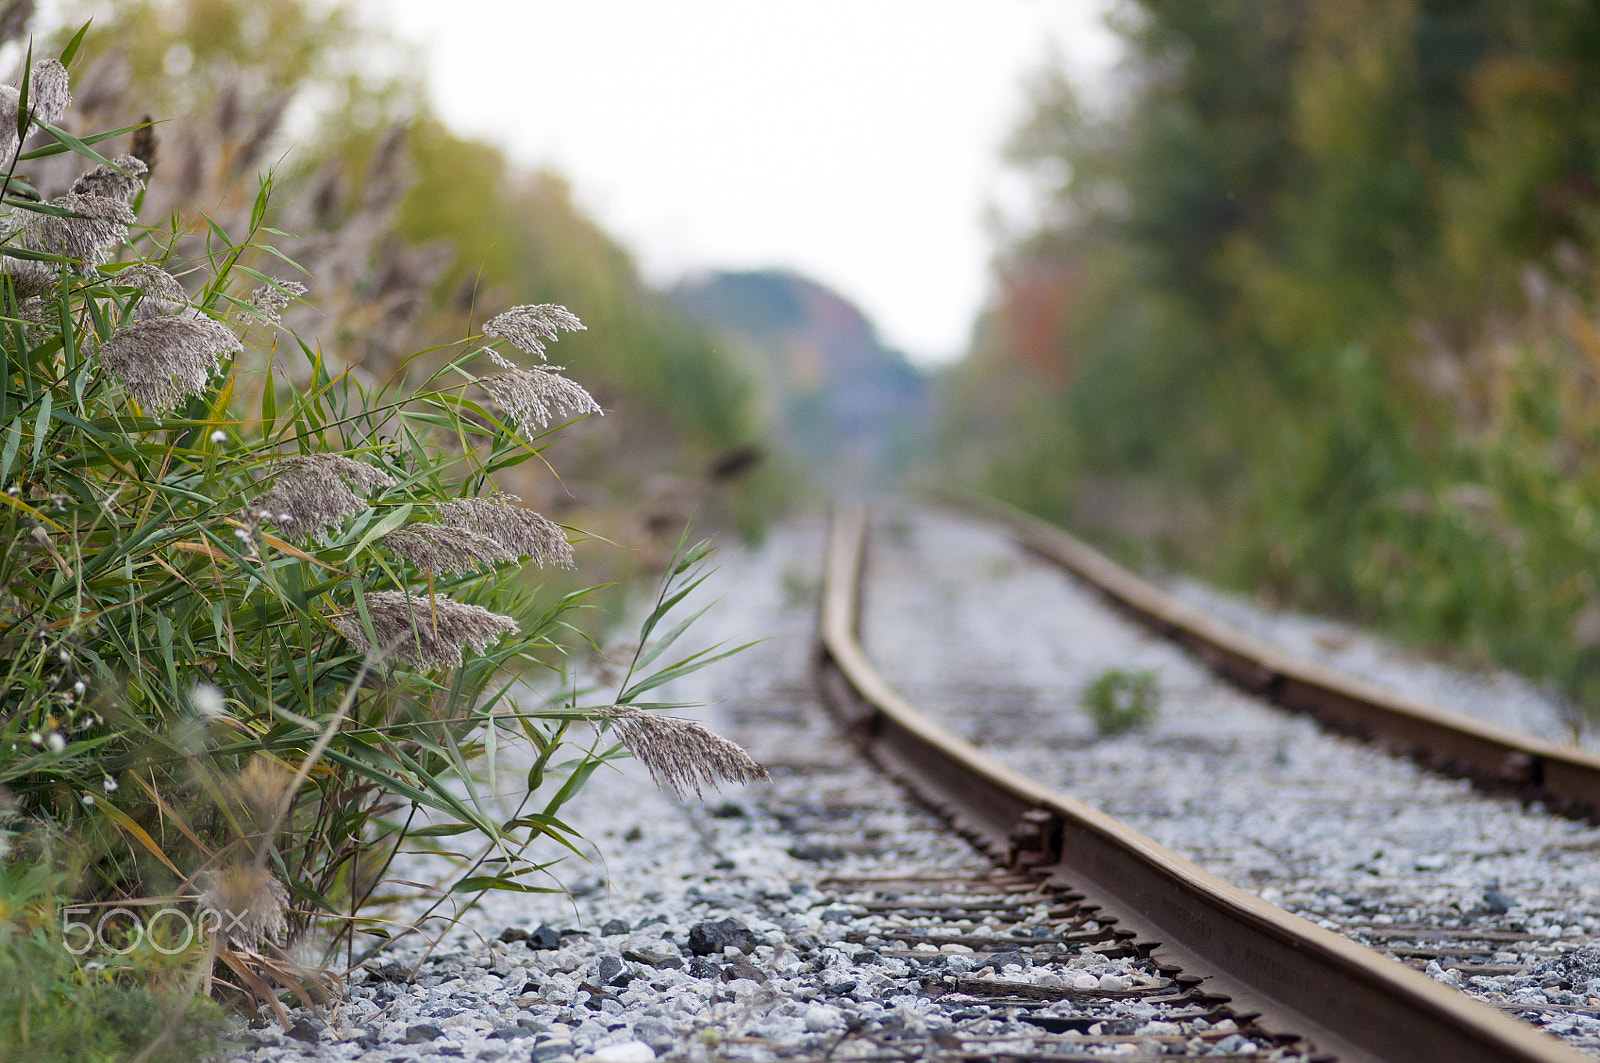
left=723, top=961, right=768, bottom=984
left=788, top=844, right=845, bottom=862
left=686, top=956, right=722, bottom=980
left=287, top=1017, right=323, bottom=1044
left=489, top=1026, right=532, bottom=1040
left=633, top=1019, right=676, bottom=1055
left=622, top=947, right=683, bottom=970
left=687, top=917, right=757, bottom=955
left=530, top=1038, right=576, bottom=1063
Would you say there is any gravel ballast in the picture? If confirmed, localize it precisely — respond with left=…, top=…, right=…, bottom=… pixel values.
left=858, top=507, right=1600, bottom=1055
left=1162, top=574, right=1596, bottom=751
left=221, top=506, right=1600, bottom=1059
left=226, top=518, right=1312, bottom=1062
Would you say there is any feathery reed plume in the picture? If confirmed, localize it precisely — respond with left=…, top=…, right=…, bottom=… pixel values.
left=0, top=258, right=50, bottom=297
left=332, top=590, right=519, bottom=670
left=482, top=303, right=584, bottom=366
left=0, top=86, right=17, bottom=159
left=97, top=313, right=243, bottom=413
left=12, top=294, right=49, bottom=328
left=111, top=262, right=188, bottom=318
left=0, top=58, right=75, bottom=172
left=227, top=754, right=293, bottom=825
left=439, top=494, right=573, bottom=568
left=24, top=192, right=135, bottom=266
left=595, top=705, right=769, bottom=799
left=70, top=154, right=149, bottom=204
left=381, top=523, right=515, bottom=575
left=480, top=366, right=601, bottom=429
left=4, top=156, right=147, bottom=284
left=256, top=454, right=395, bottom=539
left=199, top=862, right=289, bottom=949
left=27, top=58, right=70, bottom=127
left=248, top=279, right=308, bottom=324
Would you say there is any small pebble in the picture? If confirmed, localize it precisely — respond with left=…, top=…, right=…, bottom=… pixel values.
left=804, top=1004, right=842, bottom=1032
left=586, top=1040, right=655, bottom=1062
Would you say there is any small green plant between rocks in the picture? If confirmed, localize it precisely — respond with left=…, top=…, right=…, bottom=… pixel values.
left=1083, top=668, right=1160, bottom=736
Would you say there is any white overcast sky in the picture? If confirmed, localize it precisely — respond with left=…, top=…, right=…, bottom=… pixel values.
left=382, top=1, right=1119, bottom=366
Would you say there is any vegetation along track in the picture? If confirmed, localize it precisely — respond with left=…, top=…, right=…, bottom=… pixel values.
left=817, top=504, right=1600, bottom=1062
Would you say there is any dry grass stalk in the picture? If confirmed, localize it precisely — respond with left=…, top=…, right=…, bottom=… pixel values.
left=595, top=705, right=769, bottom=799
left=438, top=494, right=573, bottom=568
left=480, top=365, right=601, bottom=429
left=482, top=302, right=585, bottom=365
left=381, top=523, right=515, bottom=575
left=255, top=454, right=396, bottom=539
left=97, top=313, right=244, bottom=414
left=332, top=590, right=519, bottom=670
left=198, top=862, right=289, bottom=950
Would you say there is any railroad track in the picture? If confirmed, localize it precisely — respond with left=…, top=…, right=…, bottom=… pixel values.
left=815, top=504, right=1594, bottom=1063
left=973, top=499, right=1600, bottom=820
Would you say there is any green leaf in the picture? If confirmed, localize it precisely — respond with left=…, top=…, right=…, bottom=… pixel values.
left=505, top=812, right=579, bottom=835
left=35, top=121, right=127, bottom=173
left=408, top=822, right=478, bottom=838
left=450, top=877, right=561, bottom=895
left=343, top=503, right=412, bottom=563
left=1, top=416, right=21, bottom=484
left=15, top=123, right=145, bottom=162
left=632, top=599, right=717, bottom=673
left=260, top=356, right=277, bottom=435
left=29, top=388, right=50, bottom=469
left=618, top=641, right=758, bottom=704
left=15, top=41, right=29, bottom=145
left=0, top=245, right=71, bottom=263
left=59, top=20, right=92, bottom=66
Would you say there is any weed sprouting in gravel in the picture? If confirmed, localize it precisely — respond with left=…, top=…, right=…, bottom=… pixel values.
left=1083, top=668, right=1160, bottom=736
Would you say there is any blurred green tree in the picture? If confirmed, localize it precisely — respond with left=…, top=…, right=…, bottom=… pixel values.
left=951, top=0, right=1600, bottom=720
left=56, top=0, right=771, bottom=558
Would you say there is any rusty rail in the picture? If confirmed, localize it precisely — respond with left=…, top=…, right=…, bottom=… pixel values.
left=815, top=505, right=1587, bottom=1063
left=968, top=498, right=1600, bottom=818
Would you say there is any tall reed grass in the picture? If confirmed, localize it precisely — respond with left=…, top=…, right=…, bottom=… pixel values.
left=0, top=29, right=761, bottom=1059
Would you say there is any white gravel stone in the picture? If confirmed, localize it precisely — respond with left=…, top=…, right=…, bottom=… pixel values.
left=586, top=1041, right=656, bottom=1062
left=804, top=1004, right=843, bottom=1031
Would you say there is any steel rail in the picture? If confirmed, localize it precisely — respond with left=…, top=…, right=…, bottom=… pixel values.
left=816, top=504, right=1587, bottom=1063
left=966, top=498, right=1600, bottom=819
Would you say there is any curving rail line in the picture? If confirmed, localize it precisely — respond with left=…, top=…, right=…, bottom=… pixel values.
left=815, top=505, right=1588, bottom=1063
left=969, top=498, right=1600, bottom=820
